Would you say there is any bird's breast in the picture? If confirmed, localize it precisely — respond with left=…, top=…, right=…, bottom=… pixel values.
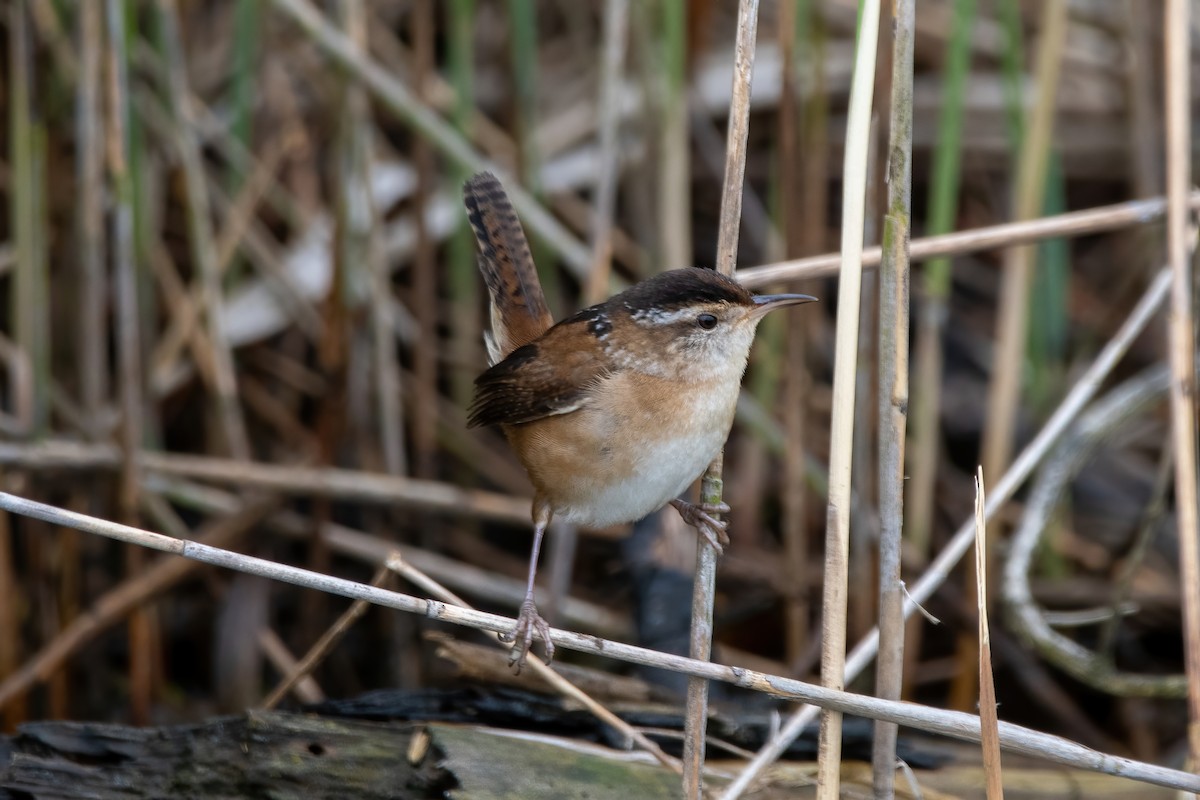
left=509, top=371, right=740, bottom=528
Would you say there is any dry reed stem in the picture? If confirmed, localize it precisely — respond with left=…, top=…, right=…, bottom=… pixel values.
left=873, top=1, right=914, bottom=794
left=1163, top=0, right=1200, bottom=776
left=736, top=191, right=1200, bottom=288
left=718, top=264, right=1172, bottom=799
left=817, top=1, right=880, bottom=796
left=257, top=629, right=325, bottom=703
left=688, top=1, right=760, bottom=794
left=0, top=442, right=537, bottom=527
left=974, top=468, right=1004, bottom=799
left=2, top=492, right=1199, bottom=794
left=143, top=452, right=532, bottom=524
left=384, top=551, right=682, bottom=776
left=261, top=562, right=391, bottom=710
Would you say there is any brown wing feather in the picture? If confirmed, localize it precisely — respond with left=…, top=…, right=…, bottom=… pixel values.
left=468, top=319, right=613, bottom=428
left=462, top=173, right=553, bottom=362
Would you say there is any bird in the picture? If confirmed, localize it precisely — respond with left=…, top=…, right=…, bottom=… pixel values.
left=462, top=172, right=816, bottom=669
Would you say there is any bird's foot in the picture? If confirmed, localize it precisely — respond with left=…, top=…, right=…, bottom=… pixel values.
left=670, top=499, right=731, bottom=554
left=499, top=597, right=554, bottom=672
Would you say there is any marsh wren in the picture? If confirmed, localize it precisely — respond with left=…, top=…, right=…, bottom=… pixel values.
left=463, top=173, right=815, bottom=668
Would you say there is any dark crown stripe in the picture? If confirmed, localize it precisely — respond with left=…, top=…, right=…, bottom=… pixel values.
left=616, top=267, right=751, bottom=312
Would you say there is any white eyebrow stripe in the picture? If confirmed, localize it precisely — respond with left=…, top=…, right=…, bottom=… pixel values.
left=628, top=306, right=705, bottom=326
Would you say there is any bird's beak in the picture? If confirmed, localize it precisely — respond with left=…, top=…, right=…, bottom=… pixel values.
left=749, top=293, right=818, bottom=319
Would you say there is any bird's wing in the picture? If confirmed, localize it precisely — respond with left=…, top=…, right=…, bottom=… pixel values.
left=467, top=334, right=613, bottom=428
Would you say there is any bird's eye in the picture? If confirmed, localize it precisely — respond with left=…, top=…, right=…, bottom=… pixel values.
left=696, top=313, right=718, bottom=330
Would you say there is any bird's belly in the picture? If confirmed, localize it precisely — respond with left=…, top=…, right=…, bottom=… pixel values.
left=511, top=379, right=736, bottom=528
left=567, top=428, right=723, bottom=526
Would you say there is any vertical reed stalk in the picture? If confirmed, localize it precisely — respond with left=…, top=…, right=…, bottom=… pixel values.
left=110, top=0, right=153, bottom=723
left=231, top=0, right=258, bottom=159
left=872, top=1, right=913, bottom=795
left=11, top=0, right=49, bottom=437
left=686, top=3, right=759, bottom=794
left=77, top=0, right=107, bottom=437
left=816, top=2, right=880, bottom=796
left=1163, top=0, right=1200, bottom=775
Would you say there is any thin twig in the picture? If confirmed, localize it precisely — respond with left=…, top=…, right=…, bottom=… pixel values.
left=141, top=452, right=531, bottom=523
left=1, top=492, right=1199, bottom=794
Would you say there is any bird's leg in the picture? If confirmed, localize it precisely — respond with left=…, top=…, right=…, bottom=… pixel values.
left=670, top=498, right=731, bottom=555
left=499, top=501, right=555, bottom=671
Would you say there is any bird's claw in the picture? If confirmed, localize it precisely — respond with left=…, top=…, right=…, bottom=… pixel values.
left=501, top=598, right=554, bottom=672
left=670, top=499, right=731, bottom=554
